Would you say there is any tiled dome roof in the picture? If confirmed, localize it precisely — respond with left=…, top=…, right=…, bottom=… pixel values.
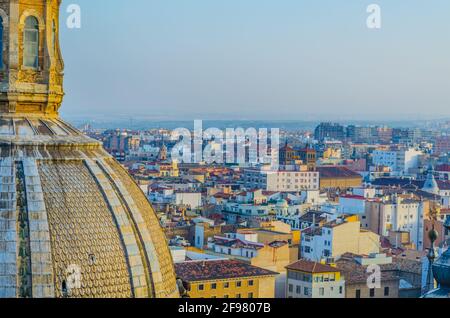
left=0, top=121, right=179, bottom=298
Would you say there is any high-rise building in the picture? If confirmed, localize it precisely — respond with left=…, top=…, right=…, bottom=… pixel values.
left=346, top=126, right=377, bottom=143
left=0, top=1, right=178, bottom=298
left=314, top=123, right=345, bottom=141
left=104, top=130, right=140, bottom=154
left=435, top=136, right=450, bottom=155
left=376, top=127, right=393, bottom=144
left=372, top=147, right=423, bottom=175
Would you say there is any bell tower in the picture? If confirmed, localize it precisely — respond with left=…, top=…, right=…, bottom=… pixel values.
left=0, top=0, right=64, bottom=117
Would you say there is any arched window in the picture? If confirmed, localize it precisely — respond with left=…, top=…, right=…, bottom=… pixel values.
left=52, top=20, right=56, bottom=53
left=0, top=17, right=3, bottom=69
left=23, top=16, right=39, bottom=68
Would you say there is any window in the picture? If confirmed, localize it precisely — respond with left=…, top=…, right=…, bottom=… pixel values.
left=319, top=288, right=325, bottom=296
left=198, top=284, right=204, bottom=291
left=224, top=295, right=229, bottom=298
left=296, top=286, right=301, bottom=294
left=0, top=17, right=3, bottom=69
left=288, top=284, right=293, bottom=293
left=236, top=294, right=241, bottom=298
left=304, top=287, right=309, bottom=296
left=23, top=16, right=40, bottom=68
left=236, top=281, right=242, bottom=288
left=52, top=20, right=57, bottom=53
left=61, top=280, right=68, bottom=297
left=224, top=282, right=230, bottom=289
left=211, top=283, right=217, bottom=290
left=339, top=286, right=343, bottom=294
left=384, top=287, right=390, bottom=296
left=248, top=280, right=254, bottom=286
left=355, top=289, right=361, bottom=298
left=370, top=288, right=375, bottom=297
left=248, top=293, right=254, bottom=298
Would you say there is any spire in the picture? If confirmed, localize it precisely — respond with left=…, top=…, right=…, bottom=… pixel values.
left=424, top=225, right=438, bottom=294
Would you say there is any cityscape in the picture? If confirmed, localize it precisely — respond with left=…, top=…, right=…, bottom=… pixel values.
left=78, top=118, right=450, bottom=299
left=0, top=0, right=449, bottom=306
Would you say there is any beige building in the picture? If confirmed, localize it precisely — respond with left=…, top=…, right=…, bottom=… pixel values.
left=286, top=260, right=345, bottom=298
left=317, top=166, right=362, bottom=189
left=301, top=216, right=380, bottom=262
left=243, top=167, right=320, bottom=192
left=175, top=259, right=277, bottom=298
left=336, top=253, right=400, bottom=298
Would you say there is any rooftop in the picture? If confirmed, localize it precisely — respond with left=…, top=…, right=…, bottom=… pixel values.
left=286, top=260, right=340, bottom=274
left=336, top=253, right=400, bottom=284
left=317, top=166, right=362, bottom=179
left=372, top=177, right=450, bottom=191
left=175, top=259, right=278, bottom=282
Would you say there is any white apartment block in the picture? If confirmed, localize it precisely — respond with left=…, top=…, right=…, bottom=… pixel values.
left=149, top=188, right=202, bottom=209
left=243, top=167, right=319, bottom=192
left=366, top=196, right=425, bottom=250
left=300, top=219, right=380, bottom=262
left=372, top=148, right=423, bottom=175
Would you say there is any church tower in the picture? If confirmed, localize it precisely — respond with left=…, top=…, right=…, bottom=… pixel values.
left=0, top=1, right=179, bottom=298
left=0, top=0, right=64, bottom=116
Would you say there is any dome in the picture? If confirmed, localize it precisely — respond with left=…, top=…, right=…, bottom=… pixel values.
left=276, top=199, right=289, bottom=208
left=0, top=0, right=178, bottom=298
left=432, top=250, right=450, bottom=287
left=422, top=249, right=450, bottom=298
left=0, top=118, right=179, bottom=298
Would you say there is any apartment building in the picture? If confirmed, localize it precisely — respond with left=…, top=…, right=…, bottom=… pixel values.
left=286, top=260, right=345, bottom=298
left=300, top=217, right=380, bottom=262
left=372, top=147, right=423, bottom=175
left=336, top=253, right=400, bottom=298
left=243, top=166, right=319, bottom=192
left=365, top=195, right=425, bottom=250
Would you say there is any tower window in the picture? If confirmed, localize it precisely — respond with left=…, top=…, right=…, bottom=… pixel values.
left=0, top=17, right=3, bottom=69
left=23, top=16, right=39, bottom=68
left=52, top=20, right=57, bottom=54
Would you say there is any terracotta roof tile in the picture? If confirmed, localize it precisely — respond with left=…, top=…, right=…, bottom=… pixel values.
left=286, top=259, right=340, bottom=273
left=175, top=259, right=278, bottom=282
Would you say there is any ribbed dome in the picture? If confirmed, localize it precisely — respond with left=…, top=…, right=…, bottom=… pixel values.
left=423, top=248, right=450, bottom=298
left=0, top=118, right=179, bottom=298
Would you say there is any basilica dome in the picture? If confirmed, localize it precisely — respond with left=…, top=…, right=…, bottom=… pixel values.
left=0, top=1, right=178, bottom=298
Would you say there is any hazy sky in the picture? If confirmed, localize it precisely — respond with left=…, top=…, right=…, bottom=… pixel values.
left=60, top=0, right=450, bottom=121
